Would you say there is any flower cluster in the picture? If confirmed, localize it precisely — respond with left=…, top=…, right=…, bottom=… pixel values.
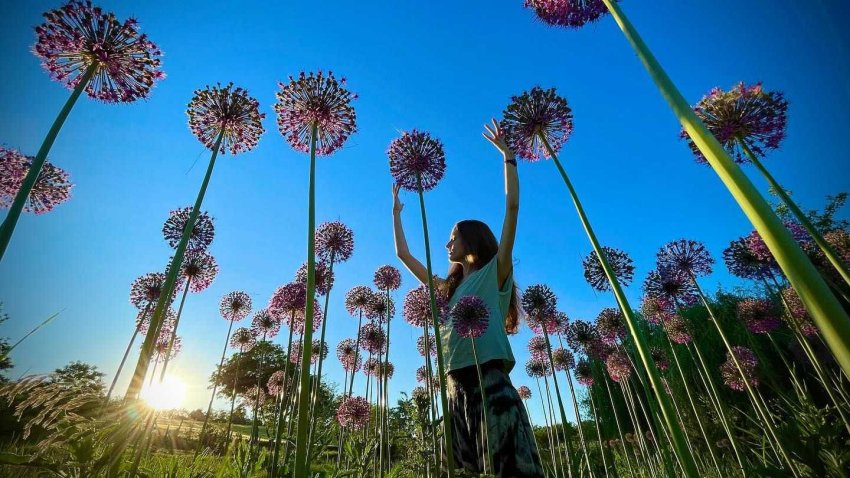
left=374, top=265, right=402, bottom=291
left=663, top=314, right=692, bottom=345
left=651, top=347, right=669, bottom=372
left=565, top=320, right=601, bottom=357
left=268, top=282, right=307, bottom=320
left=220, top=291, right=252, bottom=322
left=129, top=272, right=169, bottom=308
left=723, top=237, right=772, bottom=280
left=345, top=286, right=375, bottom=316
left=162, top=207, right=215, bottom=252
left=582, top=247, right=635, bottom=291
left=251, top=309, right=280, bottom=338
left=527, top=336, right=549, bottom=361
left=780, top=287, right=818, bottom=336
left=517, top=385, right=532, bottom=400
left=643, top=268, right=698, bottom=306
left=737, top=298, right=781, bottom=335
left=552, top=347, right=575, bottom=371
left=605, top=350, right=632, bottom=382
left=596, top=308, right=626, bottom=345
left=417, top=335, right=436, bottom=357
left=524, top=0, right=612, bottom=29
left=500, top=86, right=573, bottom=161
left=187, top=82, right=265, bottom=154
left=295, top=261, right=335, bottom=296
left=229, top=327, right=256, bottom=353
left=387, top=130, right=447, bottom=192
left=0, top=147, right=72, bottom=214
left=366, top=294, right=396, bottom=324
left=337, top=338, right=361, bottom=372
left=450, top=295, right=490, bottom=339
left=179, top=249, right=219, bottom=292
left=720, top=346, right=760, bottom=391
left=521, top=284, right=558, bottom=325
left=640, top=295, right=674, bottom=326
left=358, top=322, right=386, bottom=354
left=312, top=339, right=329, bottom=363
left=241, top=385, right=266, bottom=409
left=266, top=370, right=286, bottom=397
left=525, top=358, right=550, bottom=378
left=656, top=239, right=714, bottom=277
left=575, top=359, right=594, bottom=386
left=337, top=396, right=370, bottom=430
left=412, top=386, right=431, bottom=411
left=316, top=221, right=354, bottom=263
left=403, top=285, right=448, bottom=327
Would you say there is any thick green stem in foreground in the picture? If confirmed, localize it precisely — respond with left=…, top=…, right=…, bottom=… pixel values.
left=0, top=64, right=96, bottom=262
left=158, top=279, right=192, bottom=382
left=538, top=133, right=698, bottom=477
left=598, top=0, right=850, bottom=379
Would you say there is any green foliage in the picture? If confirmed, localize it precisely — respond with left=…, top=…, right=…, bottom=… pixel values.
left=770, top=188, right=849, bottom=233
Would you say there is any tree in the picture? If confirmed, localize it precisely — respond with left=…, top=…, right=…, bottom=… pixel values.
left=770, top=188, right=849, bottom=233
left=0, top=304, right=12, bottom=382
left=50, top=361, right=105, bottom=395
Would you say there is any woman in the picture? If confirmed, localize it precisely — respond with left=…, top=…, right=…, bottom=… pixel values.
left=392, top=120, right=544, bottom=477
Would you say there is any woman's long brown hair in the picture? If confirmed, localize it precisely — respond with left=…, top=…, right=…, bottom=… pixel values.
left=439, top=219, right=520, bottom=334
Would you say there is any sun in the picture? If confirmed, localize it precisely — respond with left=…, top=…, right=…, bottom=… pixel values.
left=140, top=375, right=187, bottom=411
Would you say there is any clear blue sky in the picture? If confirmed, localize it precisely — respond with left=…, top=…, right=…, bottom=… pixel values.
left=1, top=0, right=848, bottom=427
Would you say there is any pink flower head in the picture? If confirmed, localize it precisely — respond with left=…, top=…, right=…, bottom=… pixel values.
left=358, top=322, right=386, bottom=354
left=521, top=284, right=558, bottom=328
left=365, top=294, right=396, bottom=324
left=605, top=350, right=632, bottom=383
left=403, top=284, right=448, bottom=327
left=565, top=320, right=601, bottom=356
left=187, top=82, right=265, bottom=154
left=32, top=1, right=164, bottom=102
left=229, top=327, right=256, bottom=353
left=450, top=295, right=490, bottom=339
left=780, top=287, right=818, bottom=336
left=374, top=265, right=402, bottom=291
left=311, top=339, right=329, bottom=364
left=363, top=357, right=382, bottom=377
left=179, top=249, right=219, bottom=293
left=582, top=246, right=634, bottom=292
left=129, top=272, right=171, bottom=308
left=517, top=385, right=532, bottom=400
left=527, top=336, right=549, bottom=361
left=524, top=0, right=612, bottom=29
left=575, top=359, right=594, bottom=386
left=268, top=282, right=307, bottom=321
left=153, top=331, right=181, bottom=363
left=415, top=365, right=430, bottom=384
left=640, top=295, right=674, bottom=326
left=266, top=370, right=286, bottom=397
left=745, top=223, right=811, bottom=269
left=275, top=70, right=358, bottom=156
left=378, top=361, right=395, bottom=380
left=720, top=346, right=760, bottom=391
left=643, top=268, right=698, bottom=306
left=0, top=147, right=72, bottom=214
left=288, top=340, right=303, bottom=364
left=241, top=385, right=267, bottom=409
left=552, top=347, right=575, bottom=371
left=596, top=308, right=626, bottom=345
left=651, top=347, right=669, bottom=372
left=250, top=308, right=281, bottom=339
left=337, top=338, right=361, bottom=372
left=345, top=286, right=376, bottom=316
left=656, top=239, right=714, bottom=278
left=162, top=207, right=215, bottom=252
left=737, top=298, right=781, bottom=335
left=723, top=236, right=772, bottom=280
left=663, top=314, right=692, bottom=345
left=417, top=335, right=436, bottom=357
left=286, top=297, right=324, bottom=334
left=337, top=396, right=370, bottom=430
left=316, top=221, right=354, bottom=263
left=500, top=86, right=573, bottom=161
left=220, top=291, right=252, bottom=322
left=525, top=358, right=550, bottom=378
left=295, top=261, right=335, bottom=296
left=387, top=130, right=446, bottom=192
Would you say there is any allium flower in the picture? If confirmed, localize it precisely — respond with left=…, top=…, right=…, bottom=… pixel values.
left=251, top=309, right=280, bottom=339
left=365, top=294, right=396, bottom=324
left=640, top=295, right=674, bottom=326
left=500, top=86, right=573, bottom=161
left=596, top=308, right=626, bottom=345
left=656, top=239, right=714, bottom=277
left=220, top=291, right=252, bottom=322
left=275, top=71, right=357, bottom=155
left=33, top=1, right=164, bottom=102
left=412, top=386, right=431, bottom=410
left=582, top=247, right=635, bottom=291
left=337, top=396, right=370, bottom=430
left=552, top=347, right=575, bottom=371
left=720, top=346, right=760, bottom=391
left=643, top=268, right=698, bottom=306
left=565, top=320, right=601, bottom=356
left=525, top=358, right=550, bottom=378
left=344, top=286, right=375, bottom=316
left=162, top=207, right=215, bottom=252
left=268, top=282, right=307, bottom=321
left=316, top=221, right=354, bottom=263
left=0, top=148, right=72, bottom=214
left=358, top=322, right=386, bottom=354
left=403, top=285, right=448, bottom=327
left=527, top=336, right=549, bottom=361
left=374, top=265, right=402, bottom=291
left=450, top=295, right=490, bottom=339
left=154, top=332, right=181, bottom=363
left=230, top=327, right=256, bottom=352
left=135, top=308, right=151, bottom=335
left=651, top=347, right=669, bottom=372
left=187, top=82, right=265, bottom=154
left=663, top=314, right=692, bottom=345
left=363, top=357, right=382, bottom=377
left=737, top=298, right=781, bottom=335
left=517, top=385, right=532, bottom=400
left=523, top=0, right=612, bottom=28
left=723, top=237, right=772, bottom=280
left=285, top=299, right=324, bottom=334
left=575, top=359, right=594, bottom=386
left=417, top=335, right=436, bottom=357
left=387, top=130, right=446, bottom=192
left=179, top=249, right=219, bottom=292
left=605, top=350, right=632, bottom=382
left=823, top=230, right=850, bottom=265
left=745, top=224, right=811, bottom=269
left=415, top=365, right=430, bottom=384
left=267, top=370, right=286, bottom=397
left=241, top=385, right=266, bottom=409
left=129, top=272, right=170, bottom=308
left=780, top=287, right=818, bottom=336
left=311, top=339, right=329, bottom=363
left=378, top=361, right=395, bottom=379
left=684, top=82, right=787, bottom=164
left=295, top=261, right=335, bottom=296
left=521, top=284, right=558, bottom=325
left=288, top=340, right=303, bottom=364
left=337, top=338, right=361, bottom=372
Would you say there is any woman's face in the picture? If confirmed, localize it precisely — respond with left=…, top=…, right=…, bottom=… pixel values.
left=445, top=225, right=466, bottom=263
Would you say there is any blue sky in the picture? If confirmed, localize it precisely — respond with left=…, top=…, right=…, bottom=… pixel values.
left=1, top=0, right=848, bottom=426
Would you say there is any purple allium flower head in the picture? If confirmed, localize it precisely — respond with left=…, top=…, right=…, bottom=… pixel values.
left=415, top=365, right=429, bottom=384
left=267, top=370, right=286, bottom=397
left=663, top=314, right=692, bottom=345
left=656, top=239, right=714, bottom=278
left=0, top=148, right=72, bottom=214
left=377, top=361, right=395, bottom=380
left=683, top=82, right=787, bottom=165
left=596, top=308, right=626, bottom=345
left=337, top=396, right=370, bottom=430
left=575, top=359, right=594, bottom=386
left=275, top=71, right=357, bottom=156
left=525, top=358, right=550, bottom=378
left=565, top=320, right=602, bottom=356
left=500, top=86, right=573, bottom=161
left=417, top=335, right=436, bottom=357
left=517, top=385, right=532, bottom=400
left=129, top=272, right=171, bottom=308
left=153, top=332, right=181, bottom=363
left=268, top=282, right=307, bottom=321
left=359, top=322, right=386, bottom=354
left=365, top=294, right=396, bottom=324
left=295, top=261, right=335, bottom=296
left=605, top=350, right=632, bottom=383
left=552, top=347, right=575, bottom=371
left=450, top=295, right=490, bottom=339
left=230, top=327, right=256, bottom=352
left=32, top=1, right=164, bottom=102
left=363, top=357, right=382, bottom=377
left=651, top=347, right=669, bottom=372
left=220, top=291, right=252, bottom=322
left=737, top=298, right=781, bottom=335
left=745, top=224, right=811, bottom=271
left=187, top=82, right=265, bottom=154
left=387, top=130, right=447, bottom=192
left=524, top=0, right=612, bottom=28
left=374, top=265, right=402, bottom=291
left=310, top=339, right=329, bottom=364
left=286, top=297, right=324, bottom=334
left=521, top=284, right=558, bottom=328
left=527, top=309, right=566, bottom=335
left=722, top=237, right=772, bottom=280
left=242, top=386, right=267, bottom=409
left=412, top=386, right=431, bottom=411
left=250, top=309, right=280, bottom=339
left=643, top=268, right=699, bottom=306
left=780, top=287, right=818, bottom=336
left=162, top=207, right=215, bottom=252
left=527, top=336, right=549, bottom=361
left=344, top=286, right=375, bottom=316
left=316, top=221, right=354, bottom=263
left=179, top=249, right=219, bottom=293
left=640, top=295, right=674, bottom=326
left=288, top=340, right=303, bottom=364
left=337, top=338, right=362, bottom=372
left=720, top=346, right=760, bottom=391
left=403, top=284, right=449, bottom=327
left=582, top=246, right=635, bottom=291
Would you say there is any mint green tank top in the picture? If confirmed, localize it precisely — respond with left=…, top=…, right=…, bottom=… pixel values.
left=440, top=255, right=516, bottom=373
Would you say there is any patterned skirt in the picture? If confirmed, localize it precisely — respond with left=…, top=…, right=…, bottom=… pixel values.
left=445, top=359, right=545, bottom=477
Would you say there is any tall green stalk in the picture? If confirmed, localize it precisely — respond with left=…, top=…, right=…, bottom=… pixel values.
left=0, top=64, right=96, bottom=262
left=540, top=328, right=576, bottom=468
left=106, top=305, right=150, bottom=404
left=538, top=134, right=698, bottom=477
left=586, top=383, right=611, bottom=477
left=601, top=371, right=635, bottom=477
left=249, top=332, right=269, bottom=460
left=381, top=288, right=393, bottom=474
left=158, top=279, right=192, bottom=382
left=225, top=350, right=244, bottom=442
left=421, top=324, right=440, bottom=471
left=270, top=322, right=294, bottom=475
left=307, top=254, right=335, bottom=457
left=598, top=0, right=850, bottom=379
left=416, top=173, right=456, bottom=477
left=535, top=378, right=561, bottom=475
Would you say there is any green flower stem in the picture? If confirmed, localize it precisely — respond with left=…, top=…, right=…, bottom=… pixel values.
left=158, top=279, right=192, bottom=382
left=618, top=381, right=652, bottom=471
left=307, top=254, right=335, bottom=457
left=416, top=173, right=456, bottom=478
left=766, top=333, right=808, bottom=400
left=538, top=133, right=697, bottom=477
left=225, top=350, right=244, bottom=442
left=601, top=368, right=634, bottom=477
left=249, top=332, right=269, bottom=460
left=740, top=139, right=850, bottom=289
left=125, top=131, right=224, bottom=401
left=469, top=337, right=494, bottom=474
left=535, top=378, right=561, bottom=475
left=564, top=367, right=592, bottom=473
left=542, top=371, right=570, bottom=473
left=348, top=311, right=364, bottom=397
left=364, top=350, right=373, bottom=442
left=421, top=324, right=440, bottom=470
left=0, top=64, right=96, bottom=262
left=381, top=288, right=393, bottom=474
left=194, top=317, right=235, bottom=461
left=586, top=382, right=611, bottom=478
left=106, top=304, right=150, bottom=404
left=599, top=0, right=850, bottom=381
left=283, top=343, right=302, bottom=463
left=271, top=316, right=295, bottom=476
left=541, top=328, right=576, bottom=468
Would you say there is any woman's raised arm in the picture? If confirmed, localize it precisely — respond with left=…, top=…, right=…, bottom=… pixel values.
left=483, top=118, right=519, bottom=288
left=392, top=183, right=436, bottom=286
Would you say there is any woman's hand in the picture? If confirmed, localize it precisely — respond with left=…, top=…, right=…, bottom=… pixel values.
left=392, top=183, right=404, bottom=214
left=483, top=118, right=515, bottom=159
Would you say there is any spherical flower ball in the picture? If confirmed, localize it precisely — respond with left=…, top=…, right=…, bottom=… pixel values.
left=417, top=335, right=436, bottom=357
left=552, top=347, right=575, bottom=371
left=316, top=221, right=354, bottom=263
left=268, top=282, right=307, bottom=321
left=605, top=350, right=632, bottom=383
left=517, top=385, right=532, bottom=400
left=720, top=346, right=760, bottom=391
left=640, top=295, right=674, bottom=326
left=450, top=295, right=490, bottom=339
left=337, top=396, right=370, bottom=430
left=500, top=86, right=573, bottom=162
left=415, top=365, right=430, bottom=384
left=288, top=340, right=303, bottom=364
left=286, top=298, right=324, bottom=334
left=363, top=357, right=382, bottom=377
left=359, top=322, right=386, bottom=354
left=651, top=347, right=669, bottom=372
left=643, top=268, right=698, bottom=306
left=403, top=285, right=448, bottom=327
left=129, top=272, right=169, bottom=308
left=684, top=82, right=787, bottom=165
left=378, top=361, right=395, bottom=380
left=387, top=130, right=446, bottom=192
left=220, top=291, right=252, bottom=322
left=565, top=320, right=601, bottom=356
left=596, top=308, right=626, bottom=345
left=780, top=287, right=818, bottom=336
left=575, top=359, right=594, bottom=386
left=179, top=249, right=219, bottom=292
left=241, top=385, right=266, bottom=409
left=525, top=358, right=550, bottom=378
left=162, top=207, right=215, bottom=252
left=337, top=338, right=361, bottom=372
left=267, top=370, right=286, bottom=397
left=187, top=82, right=265, bottom=154
left=723, top=237, right=772, bottom=280
left=345, top=286, right=376, bottom=316
left=524, top=0, right=612, bottom=29
left=527, top=336, right=549, bottom=361
left=582, top=246, right=635, bottom=291
left=250, top=308, right=281, bottom=339
left=32, top=1, right=165, bottom=102
left=275, top=70, right=357, bottom=156
left=412, top=386, right=431, bottom=411
left=0, top=147, right=72, bottom=214
left=374, top=265, right=402, bottom=291
left=663, top=314, right=692, bottom=345
left=737, top=298, right=781, bottom=335
left=295, top=261, right=335, bottom=296
left=153, top=332, right=181, bottom=363
left=745, top=223, right=811, bottom=268
left=656, top=239, right=714, bottom=278
left=365, top=294, right=396, bottom=324
left=521, top=284, right=558, bottom=324
left=230, top=327, right=256, bottom=353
